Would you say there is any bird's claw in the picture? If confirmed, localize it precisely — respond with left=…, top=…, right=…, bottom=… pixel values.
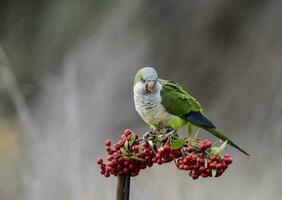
left=159, top=129, right=177, bottom=141
left=151, top=128, right=161, bottom=134
left=142, top=129, right=177, bottom=142
left=143, top=131, right=154, bottom=141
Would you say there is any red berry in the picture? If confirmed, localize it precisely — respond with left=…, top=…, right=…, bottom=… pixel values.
left=177, top=159, right=183, bottom=165
left=129, top=164, right=135, bottom=170
left=164, top=144, right=171, bottom=152
left=109, top=159, right=117, bottom=167
left=123, top=129, right=131, bottom=136
left=131, top=172, right=139, bottom=177
left=186, top=155, right=192, bottom=161
left=169, top=153, right=175, bottom=159
left=124, top=160, right=129, bottom=166
left=205, top=168, right=211, bottom=174
left=158, top=147, right=165, bottom=153
left=186, top=146, right=194, bottom=153
left=131, top=159, right=137, bottom=165
left=136, top=151, right=142, bottom=157
left=97, top=158, right=103, bottom=165
left=107, top=155, right=113, bottom=161
left=184, top=165, right=189, bottom=170
left=114, top=143, right=121, bottom=150
left=192, top=154, right=198, bottom=160
left=132, top=145, right=139, bottom=152
left=200, top=144, right=206, bottom=151
left=192, top=173, right=199, bottom=179
left=105, top=146, right=111, bottom=152
left=113, top=152, right=120, bottom=158
left=198, top=158, right=204, bottom=164
left=216, top=163, right=222, bottom=170
left=100, top=163, right=106, bottom=169
left=143, top=142, right=149, bottom=148
left=204, top=139, right=210, bottom=143
left=205, top=142, right=212, bottom=148
left=140, top=164, right=146, bottom=169
left=209, top=163, right=216, bottom=169
left=193, top=164, right=200, bottom=171
left=146, top=156, right=152, bottom=161
left=222, top=162, right=228, bottom=169
left=211, top=155, right=219, bottom=161
left=123, top=168, right=129, bottom=174
left=179, top=164, right=185, bottom=170
left=199, top=166, right=205, bottom=173
left=163, top=153, right=169, bottom=159
left=105, top=140, right=111, bottom=146
left=118, top=140, right=124, bottom=146
left=117, top=165, right=123, bottom=170
left=156, top=153, right=161, bottom=159
left=225, top=158, right=233, bottom=165
left=144, top=149, right=150, bottom=155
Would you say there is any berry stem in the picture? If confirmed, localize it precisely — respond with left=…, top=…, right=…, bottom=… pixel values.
left=116, top=175, right=131, bottom=200
left=124, top=174, right=131, bottom=200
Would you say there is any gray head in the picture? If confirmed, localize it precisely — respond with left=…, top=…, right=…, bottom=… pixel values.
left=133, top=67, right=159, bottom=95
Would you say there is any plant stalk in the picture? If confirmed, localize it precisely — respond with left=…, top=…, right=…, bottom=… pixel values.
left=116, top=174, right=131, bottom=200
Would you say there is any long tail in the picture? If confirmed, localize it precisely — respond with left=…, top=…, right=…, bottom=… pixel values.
left=204, top=127, right=250, bottom=156
left=184, top=112, right=249, bottom=156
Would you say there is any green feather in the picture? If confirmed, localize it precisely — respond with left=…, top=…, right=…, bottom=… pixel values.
left=159, top=79, right=202, bottom=116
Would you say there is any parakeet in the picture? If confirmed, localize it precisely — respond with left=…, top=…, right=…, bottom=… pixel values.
left=133, top=67, right=249, bottom=156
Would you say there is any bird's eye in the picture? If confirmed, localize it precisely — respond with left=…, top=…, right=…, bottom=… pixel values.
left=141, top=78, right=145, bottom=83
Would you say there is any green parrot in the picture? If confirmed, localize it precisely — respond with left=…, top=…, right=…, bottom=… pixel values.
left=133, top=67, right=249, bottom=156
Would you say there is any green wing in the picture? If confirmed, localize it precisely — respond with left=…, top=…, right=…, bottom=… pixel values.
left=159, top=79, right=203, bottom=116
left=159, top=79, right=249, bottom=156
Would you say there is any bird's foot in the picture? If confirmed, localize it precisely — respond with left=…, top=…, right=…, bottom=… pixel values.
left=159, top=129, right=177, bottom=142
left=141, top=128, right=177, bottom=142
left=142, top=131, right=154, bottom=141
left=151, top=128, right=162, bottom=134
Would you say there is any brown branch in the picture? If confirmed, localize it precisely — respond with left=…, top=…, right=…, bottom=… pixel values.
left=116, top=174, right=130, bottom=200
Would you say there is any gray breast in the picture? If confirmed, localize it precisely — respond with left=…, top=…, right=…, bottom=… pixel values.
left=134, top=93, right=173, bottom=127
left=135, top=94, right=158, bottom=110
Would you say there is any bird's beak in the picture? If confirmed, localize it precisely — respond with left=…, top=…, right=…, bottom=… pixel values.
left=146, top=81, right=156, bottom=93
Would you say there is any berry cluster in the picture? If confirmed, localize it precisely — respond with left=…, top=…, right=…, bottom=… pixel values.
left=97, top=129, right=233, bottom=180
left=176, top=138, right=233, bottom=179
left=152, top=144, right=182, bottom=164
left=97, top=129, right=155, bottom=177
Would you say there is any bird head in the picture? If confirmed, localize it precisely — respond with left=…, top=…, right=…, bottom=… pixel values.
left=133, top=67, right=159, bottom=95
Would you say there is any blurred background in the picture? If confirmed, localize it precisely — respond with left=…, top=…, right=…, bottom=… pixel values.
left=0, top=1, right=282, bottom=199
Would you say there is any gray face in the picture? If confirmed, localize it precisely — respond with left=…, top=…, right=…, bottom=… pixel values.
left=134, top=67, right=159, bottom=95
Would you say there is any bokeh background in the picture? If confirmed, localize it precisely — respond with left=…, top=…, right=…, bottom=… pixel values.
left=0, top=1, right=282, bottom=200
